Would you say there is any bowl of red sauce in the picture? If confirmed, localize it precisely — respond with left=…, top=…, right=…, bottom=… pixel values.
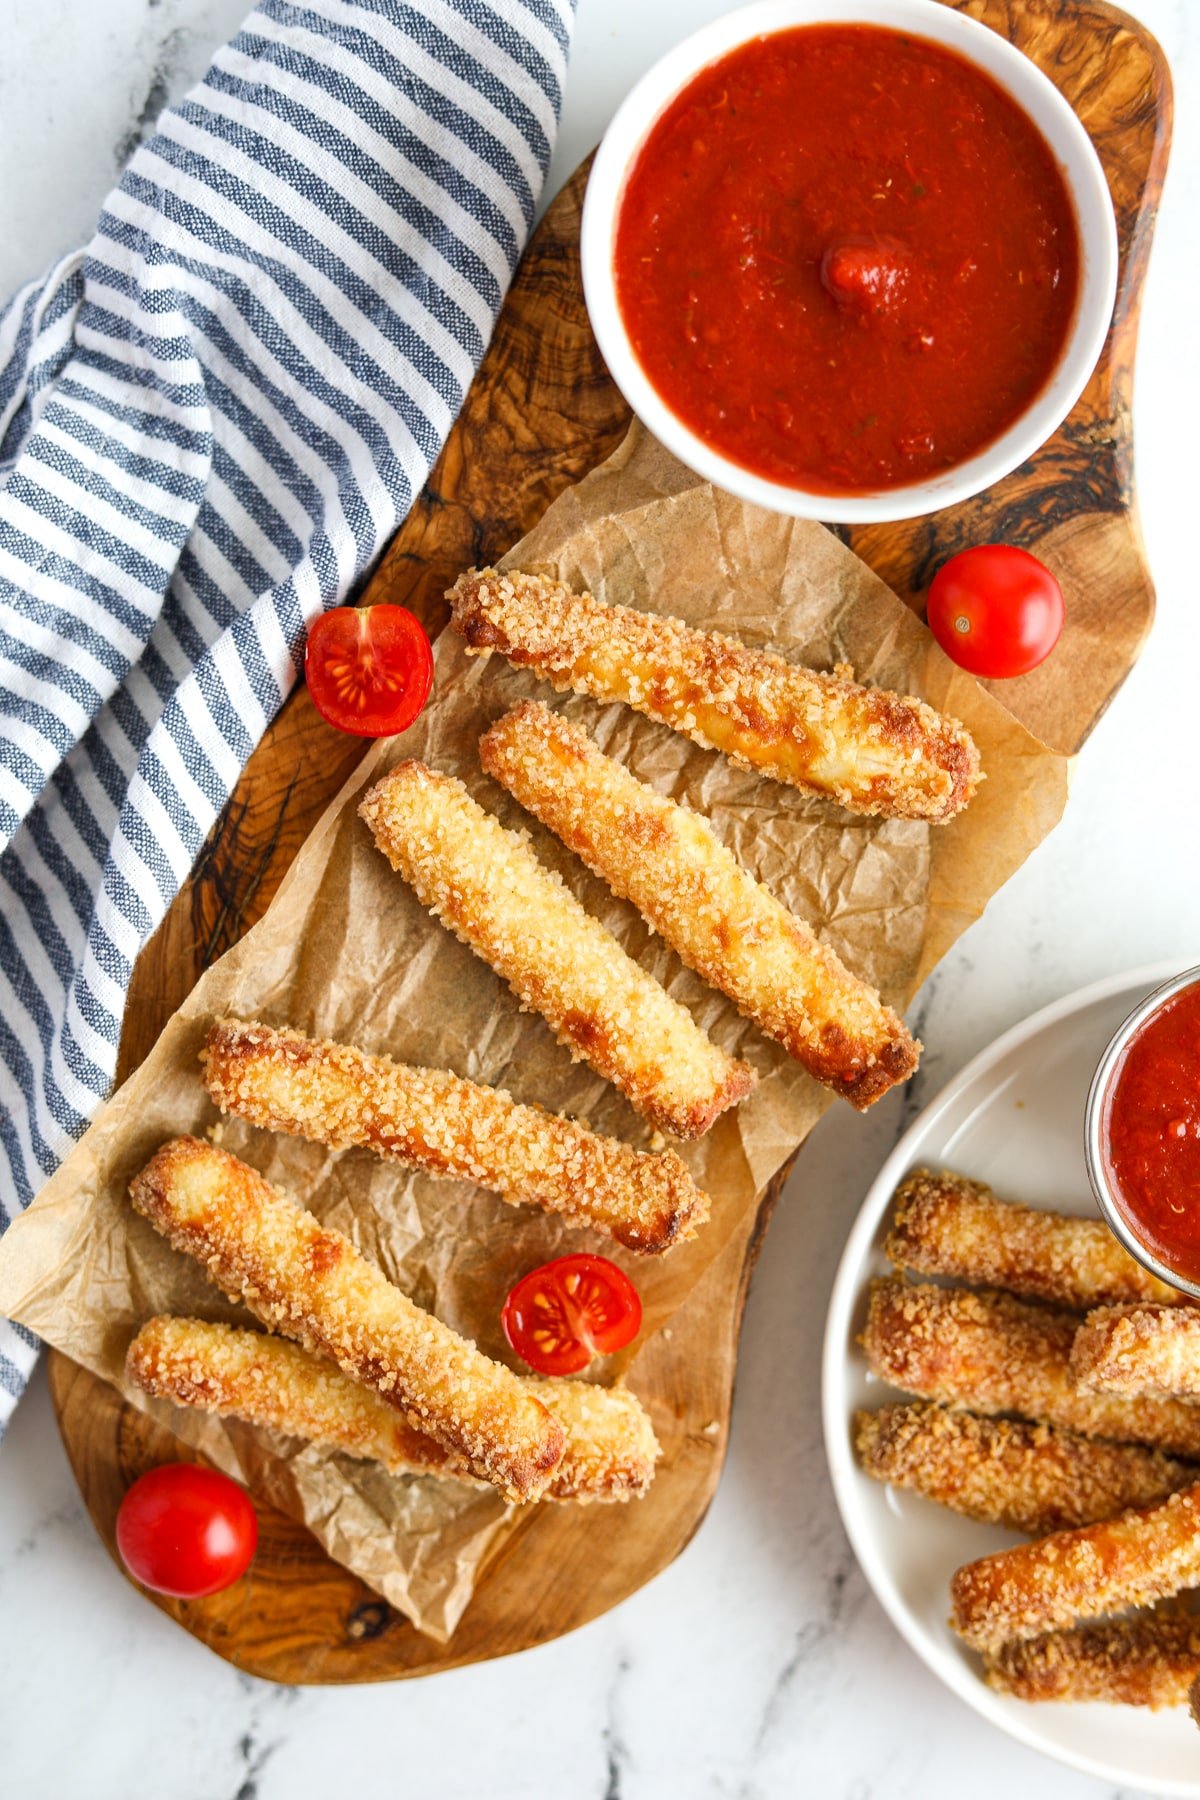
left=1086, top=968, right=1200, bottom=1298
left=581, top=0, right=1118, bottom=523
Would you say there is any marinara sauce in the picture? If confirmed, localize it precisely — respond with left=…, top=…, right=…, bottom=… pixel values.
left=614, top=26, right=1081, bottom=494
left=1102, top=984, right=1200, bottom=1285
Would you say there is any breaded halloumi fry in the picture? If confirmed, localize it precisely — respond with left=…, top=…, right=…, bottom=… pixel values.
left=202, top=1018, right=707, bottom=1255
left=950, top=1483, right=1200, bottom=1651
left=985, top=1612, right=1200, bottom=1708
left=358, top=761, right=752, bottom=1139
left=479, top=702, right=918, bottom=1109
left=854, top=1402, right=1197, bottom=1535
left=128, top=1138, right=564, bottom=1502
left=128, top=1315, right=475, bottom=1480
left=126, top=1317, right=659, bottom=1503
left=1072, top=1304, right=1200, bottom=1400
left=447, top=567, right=980, bottom=822
left=860, top=1278, right=1200, bottom=1459
left=886, top=1168, right=1189, bottom=1308
left=530, top=1372, right=659, bottom=1503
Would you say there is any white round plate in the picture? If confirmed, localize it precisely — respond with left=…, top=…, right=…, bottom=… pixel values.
left=822, top=961, right=1200, bottom=1795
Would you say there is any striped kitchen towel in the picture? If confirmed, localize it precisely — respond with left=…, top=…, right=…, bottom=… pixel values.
left=0, top=0, right=575, bottom=1421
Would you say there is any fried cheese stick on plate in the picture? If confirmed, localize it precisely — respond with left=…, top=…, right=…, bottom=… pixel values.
left=950, top=1482, right=1200, bottom=1651
left=860, top=1278, right=1200, bottom=1459
left=447, top=567, right=981, bottom=823
left=854, top=1401, right=1198, bottom=1535
left=886, top=1168, right=1189, bottom=1309
left=479, top=701, right=918, bottom=1109
left=127, top=1316, right=660, bottom=1503
left=1071, top=1303, right=1200, bottom=1400
left=202, top=1018, right=707, bottom=1255
left=985, top=1611, right=1200, bottom=1708
left=358, top=761, right=752, bottom=1139
left=129, top=1138, right=565, bottom=1502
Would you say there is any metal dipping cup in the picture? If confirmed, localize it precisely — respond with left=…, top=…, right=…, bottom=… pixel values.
left=1084, top=963, right=1200, bottom=1301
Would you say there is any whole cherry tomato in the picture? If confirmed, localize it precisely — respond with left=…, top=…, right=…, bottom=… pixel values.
left=927, top=545, right=1064, bottom=679
left=501, top=1253, right=643, bottom=1376
left=115, top=1463, right=258, bottom=1599
left=305, top=603, right=433, bottom=736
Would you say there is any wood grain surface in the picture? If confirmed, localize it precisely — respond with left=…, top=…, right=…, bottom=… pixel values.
left=49, top=0, right=1171, bottom=1684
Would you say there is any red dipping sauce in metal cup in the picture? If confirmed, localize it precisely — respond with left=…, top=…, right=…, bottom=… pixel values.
left=1086, top=970, right=1200, bottom=1294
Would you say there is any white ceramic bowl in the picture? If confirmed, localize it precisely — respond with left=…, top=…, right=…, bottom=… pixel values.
left=581, top=0, right=1119, bottom=524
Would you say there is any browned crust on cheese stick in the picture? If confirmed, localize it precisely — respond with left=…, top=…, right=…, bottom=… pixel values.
left=526, top=1371, right=659, bottom=1503
left=1071, top=1304, right=1200, bottom=1400
left=128, top=1314, right=476, bottom=1480
left=950, top=1483, right=1200, bottom=1651
left=860, top=1278, right=1200, bottom=1459
left=985, top=1612, right=1200, bottom=1707
left=447, top=567, right=980, bottom=822
left=854, top=1402, right=1198, bottom=1535
left=202, top=1018, right=707, bottom=1255
left=479, top=701, right=918, bottom=1109
left=128, top=1138, right=564, bottom=1502
left=886, top=1168, right=1189, bottom=1308
left=358, top=761, right=752, bottom=1139
left=126, top=1317, right=660, bottom=1503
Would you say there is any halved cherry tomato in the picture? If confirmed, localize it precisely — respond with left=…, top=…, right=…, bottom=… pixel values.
left=926, top=544, right=1064, bottom=679
left=501, top=1253, right=642, bottom=1376
left=305, top=604, right=433, bottom=737
left=115, top=1463, right=258, bottom=1599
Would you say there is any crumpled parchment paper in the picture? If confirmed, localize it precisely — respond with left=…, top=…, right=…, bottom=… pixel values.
left=0, top=425, right=1068, bottom=1640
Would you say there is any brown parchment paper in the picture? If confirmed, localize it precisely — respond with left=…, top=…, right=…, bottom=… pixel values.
left=0, top=424, right=1069, bottom=1641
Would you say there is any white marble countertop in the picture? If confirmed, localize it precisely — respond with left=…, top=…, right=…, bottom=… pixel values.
left=0, top=2, right=1196, bottom=1795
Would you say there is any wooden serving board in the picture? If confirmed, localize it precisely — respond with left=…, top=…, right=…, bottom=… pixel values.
left=48, top=0, right=1170, bottom=1684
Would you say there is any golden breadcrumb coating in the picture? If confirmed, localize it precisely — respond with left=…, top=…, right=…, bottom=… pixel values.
left=523, top=1369, right=659, bottom=1502
left=985, top=1611, right=1200, bottom=1707
left=950, top=1483, right=1200, bottom=1651
left=447, top=567, right=980, bottom=822
left=854, top=1402, right=1197, bottom=1535
left=479, top=701, right=919, bottom=1109
left=358, top=761, right=752, bottom=1139
left=1072, top=1304, right=1200, bottom=1400
left=126, top=1316, right=660, bottom=1503
left=860, top=1278, right=1200, bottom=1459
left=886, top=1168, right=1189, bottom=1308
left=128, top=1138, right=564, bottom=1502
left=128, top=1314, right=474, bottom=1478
left=202, top=1018, right=708, bottom=1255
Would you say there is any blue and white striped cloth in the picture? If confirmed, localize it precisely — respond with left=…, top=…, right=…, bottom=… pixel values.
left=0, top=0, right=574, bottom=1422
